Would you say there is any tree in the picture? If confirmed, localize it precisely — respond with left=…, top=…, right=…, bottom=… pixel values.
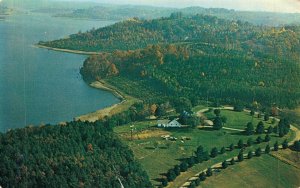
left=267, top=126, right=273, bottom=134
left=230, top=158, right=235, bottom=165
left=264, top=113, right=270, bottom=121
left=199, top=172, right=206, bottom=181
left=206, top=168, right=212, bottom=177
left=255, top=148, right=262, bottom=157
left=214, top=109, right=221, bottom=116
left=250, top=109, right=255, bottom=116
left=180, top=162, right=188, bottom=172
left=162, top=178, right=168, bottom=187
left=189, top=181, right=196, bottom=188
left=210, top=147, right=218, bottom=158
left=174, top=165, right=181, bottom=176
left=274, top=141, right=279, bottom=151
left=195, top=178, right=201, bottom=186
left=187, top=157, right=195, bottom=167
left=245, top=122, right=254, bottom=135
left=247, top=138, right=253, bottom=147
left=229, top=143, right=234, bottom=151
left=237, top=139, right=244, bottom=149
left=247, top=151, right=253, bottom=159
left=273, top=125, right=278, bottom=134
left=167, top=169, right=176, bottom=181
left=282, top=139, right=288, bottom=149
left=233, top=104, right=243, bottom=112
left=256, top=136, right=262, bottom=144
left=293, top=140, right=300, bottom=152
left=264, top=134, right=271, bottom=142
left=256, top=121, right=264, bottom=134
left=238, top=151, right=244, bottom=162
left=222, top=160, right=228, bottom=169
left=213, top=117, right=223, bottom=130
left=265, top=144, right=270, bottom=154
left=220, top=147, right=226, bottom=154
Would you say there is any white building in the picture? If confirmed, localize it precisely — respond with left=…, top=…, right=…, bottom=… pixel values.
left=157, top=119, right=182, bottom=128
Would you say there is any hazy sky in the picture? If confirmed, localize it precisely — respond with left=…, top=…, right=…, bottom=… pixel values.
left=77, top=0, right=300, bottom=13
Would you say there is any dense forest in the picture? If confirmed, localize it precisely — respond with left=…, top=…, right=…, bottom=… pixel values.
left=41, top=14, right=300, bottom=108
left=0, top=121, right=152, bottom=188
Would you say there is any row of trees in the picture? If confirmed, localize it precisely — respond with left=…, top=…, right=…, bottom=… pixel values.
left=186, top=139, right=291, bottom=188
left=160, top=134, right=275, bottom=187
left=245, top=118, right=290, bottom=137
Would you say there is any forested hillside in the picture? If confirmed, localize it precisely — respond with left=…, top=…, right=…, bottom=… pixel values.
left=0, top=121, right=152, bottom=188
left=39, top=14, right=300, bottom=57
left=41, top=14, right=300, bottom=108
left=80, top=43, right=300, bottom=109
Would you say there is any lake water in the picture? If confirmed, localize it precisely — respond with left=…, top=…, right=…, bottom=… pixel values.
left=0, top=12, right=119, bottom=132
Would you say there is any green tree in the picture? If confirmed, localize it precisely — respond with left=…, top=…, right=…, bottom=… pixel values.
left=245, top=122, right=254, bottom=135
left=214, top=109, right=221, bottom=116
left=230, top=158, right=235, bottom=165
left=199, top=172, right=206, bottom=181
left=238, top=151, right=244, bottom=162
left=274, top=141, right=279, bottom=151
left=210, top=147, right=218, bottom=158
left=237, top=139, right=244, bottom=149
left=247, top=138, right=253, bottom=146
left=250, top=109, right=255, bottom=116
left=267, top=126, right=273, bottom=134
left=256, top=121, right=264, bottom=134
left=174, top=165, right=180, bottom=176
left=256, top=136, right=262, bottom=144
left=222, top=160, right=228, bottom=169
left=220, top=147, right=226, bottom=154
left=229, top=143, right=234, bottom=151
left=213, top=117, right=223, bottom=130
left=206, top=168, right=212, bottom=177
left=180, top=162, right=188, bottom=172
left=265, top=144, right=270, bottom=154
left=264, top=113, right=270, bottom=121
left=255, top=148, right=262, bottom=157
left=167, top=169, right=176, bottom=181
left=264, top=134, right=271, bottom=142
left=162, top=178, right=168, bottom=187
left=282, top=139, right=288, bottom=149
left=247, top=151, right=253, bottom=159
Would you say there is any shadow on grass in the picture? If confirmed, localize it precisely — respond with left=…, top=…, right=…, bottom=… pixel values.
left=198, top=127, right=215, bottom=131
left=145, top=146, right=155, bottom=150
left=152, top=177, right=165, bottom=184
left=230, top=131, right=246, bottom=136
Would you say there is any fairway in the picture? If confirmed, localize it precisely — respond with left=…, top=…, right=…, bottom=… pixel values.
left=200, top=154, right=300, bottom=188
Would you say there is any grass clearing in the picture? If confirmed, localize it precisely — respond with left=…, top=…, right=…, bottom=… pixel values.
left=200, top=154, right=300, bottom=188
left=114, top=111, right=293, bottom=186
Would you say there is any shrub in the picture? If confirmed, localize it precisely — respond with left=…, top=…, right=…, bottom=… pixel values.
left=237, top=139, right=244, bottom=149
left=256, top=136, right=262, bottom=144
left=274, top=141, right=279, bottom=151
left=264, top=134, right=271, bottom=142
left=282, top=139, right=288, bottom=149
left=210, top=147, right=218, bottom=158
left=230, top=158, right=235, bottom=165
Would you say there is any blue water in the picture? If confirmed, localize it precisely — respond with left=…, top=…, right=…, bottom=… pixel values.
left=0, top=13, right=119, bottom=132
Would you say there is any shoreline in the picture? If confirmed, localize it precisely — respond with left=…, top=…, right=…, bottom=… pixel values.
left=34, top=44, right=101, bottom=55
left=74, top=80, right=139, bottom=122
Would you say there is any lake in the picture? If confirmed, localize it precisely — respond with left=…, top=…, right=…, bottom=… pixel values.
left=0, top=12, right=119, bottom=132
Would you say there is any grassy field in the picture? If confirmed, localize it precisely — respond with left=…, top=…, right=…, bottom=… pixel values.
left=199, top=154, right=300, bottom=188
left=203, top=109, right=274, bottom=129
left=113, top=109, right=295, bottom=187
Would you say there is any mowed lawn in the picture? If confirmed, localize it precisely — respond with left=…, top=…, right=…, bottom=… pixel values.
left=113, top=110, right=294, bottom=186
left=204, top=109, right=275, bottom=129
left=200, top=154, right=300, bottom=188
